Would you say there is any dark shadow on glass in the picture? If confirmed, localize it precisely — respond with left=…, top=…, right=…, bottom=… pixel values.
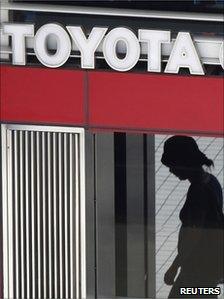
left=161, top=135, right=224, bottom=299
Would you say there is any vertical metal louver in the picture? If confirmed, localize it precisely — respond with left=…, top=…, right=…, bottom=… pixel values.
left=1, top=125, right=86, bottom=299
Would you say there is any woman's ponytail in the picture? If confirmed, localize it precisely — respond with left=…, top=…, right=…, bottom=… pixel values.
left=200, top=152, right=214, bottom=168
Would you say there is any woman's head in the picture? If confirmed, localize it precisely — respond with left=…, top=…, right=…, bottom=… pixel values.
left=161, top=135, right=214, bottom=180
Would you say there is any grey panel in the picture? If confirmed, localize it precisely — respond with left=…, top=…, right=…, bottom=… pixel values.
left=126, top=134, right=145, bottom=298
left=69, top=133, right=77, bottom=299
left=94, top=132, right=156, bottom=299
left=47, top=132, right=53, bottom=299
left=85, top=132, right=96, bottom=299
left=19, top=131, right=25, bottom=298
left=146, top=135, right=156, bottom=299
left=13, top=131, right=20, bottom=298
left=95, top=133, right=116, bottom=298
left=7, top=129, right=13, bottom=299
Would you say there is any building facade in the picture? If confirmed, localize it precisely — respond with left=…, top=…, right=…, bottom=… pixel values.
left=0, top=1, right=224, bottom=298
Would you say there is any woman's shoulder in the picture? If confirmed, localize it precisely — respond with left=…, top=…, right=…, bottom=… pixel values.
left=190, top=172, right=222, bottom=192
left=207, top=173, right=222, bottom=188
left=203, top=173, right=223, bottom=196
left=188, top=172, right=223, bottom=207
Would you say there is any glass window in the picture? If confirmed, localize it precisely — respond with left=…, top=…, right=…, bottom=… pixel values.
left=155, top=135, right=224, bottom=299
left=86, top=132, right=224, bottom=298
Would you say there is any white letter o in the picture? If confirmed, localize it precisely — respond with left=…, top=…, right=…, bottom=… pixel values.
left=34, top=23, right=71, bottom=68
left=103, top=27, right=140, bottom=71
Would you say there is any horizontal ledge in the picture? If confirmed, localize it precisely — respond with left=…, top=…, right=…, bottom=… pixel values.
left=87, top=125, right=224, bottom=138
left=2, top=124, right=85, bottom=134
left=1, top=123, right=223, bottom=138
left=1, top=3, right=224, bottom=22
left=0, top=47, right=220, bottom=66
left=1, top=34, right=222, bottom=66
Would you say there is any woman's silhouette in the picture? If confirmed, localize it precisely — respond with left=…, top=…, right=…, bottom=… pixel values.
left=161, top=136, right=224, bottom=298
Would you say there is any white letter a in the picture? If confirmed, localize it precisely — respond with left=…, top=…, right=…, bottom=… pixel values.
left=165, top=32, right=204, bottom=75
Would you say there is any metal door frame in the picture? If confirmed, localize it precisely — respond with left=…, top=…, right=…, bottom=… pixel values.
left=1, top=123, right=86, bottom=299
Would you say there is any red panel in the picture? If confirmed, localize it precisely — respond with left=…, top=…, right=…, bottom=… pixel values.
left=88, top=71, right=224, bottom=136
left=1, top=66, right=223, bottom=136
left=0, top=66, right=85, bottom=125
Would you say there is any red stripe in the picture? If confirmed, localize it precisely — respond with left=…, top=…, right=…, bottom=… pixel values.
left=0, top=66, right=223, bottom=136
left=0, top=66, right=85, bottom=125
left=88, top=71, right=224, bottom=136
